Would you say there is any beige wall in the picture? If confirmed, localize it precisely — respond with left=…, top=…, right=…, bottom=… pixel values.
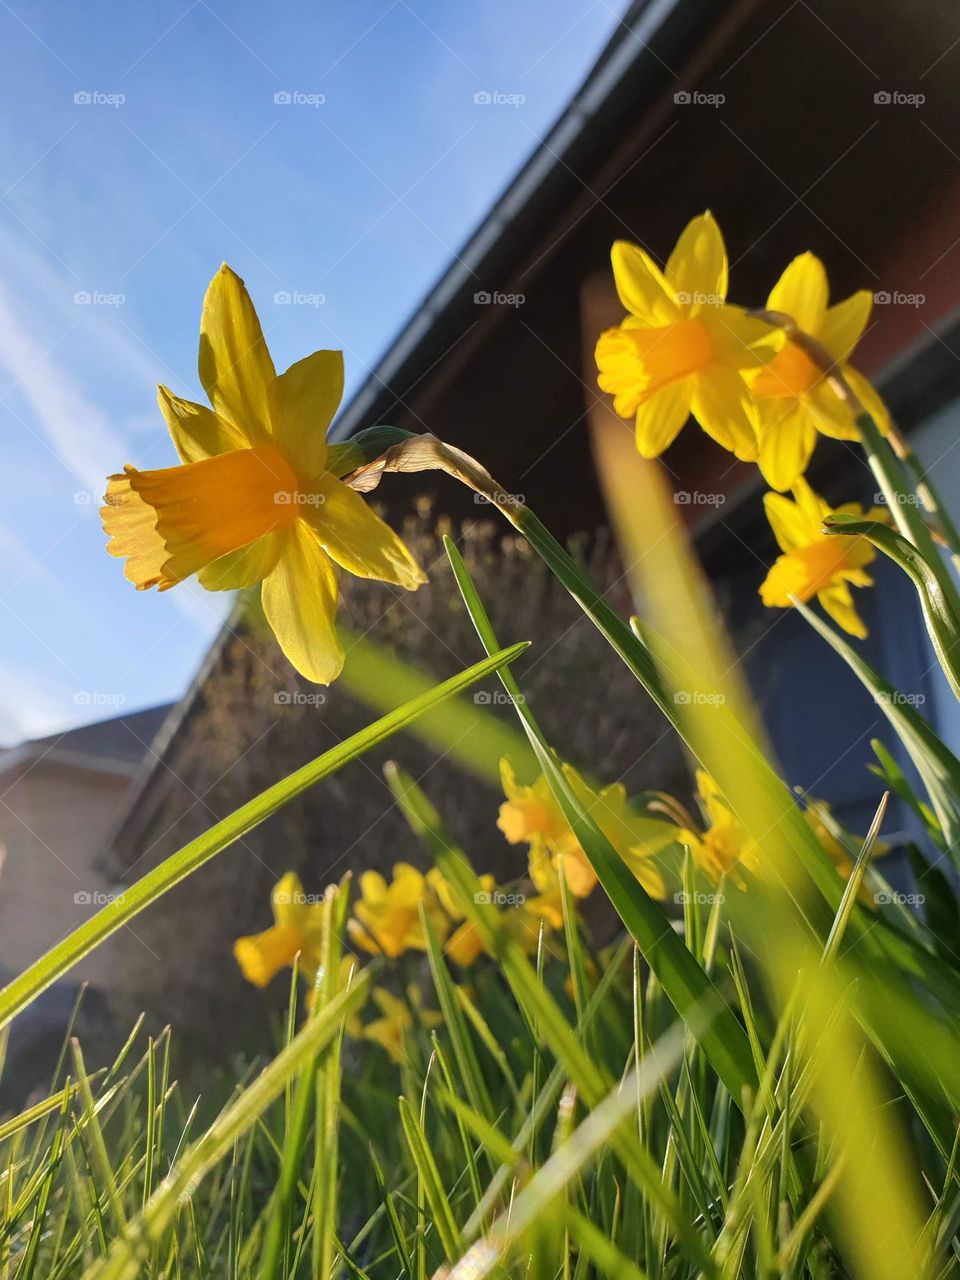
left=0, top=759, right=132, bottom=987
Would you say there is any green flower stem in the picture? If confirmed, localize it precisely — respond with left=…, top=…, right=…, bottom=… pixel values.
left=887, top=421, right=960, bottom=568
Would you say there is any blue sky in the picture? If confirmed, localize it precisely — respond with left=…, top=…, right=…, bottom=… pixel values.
left=0, top=0, right=624, bottom=743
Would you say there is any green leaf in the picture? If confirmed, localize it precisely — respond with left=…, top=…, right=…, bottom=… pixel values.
left=0, top=643, right=528, bottom=1034
left=441, top=536, right=757, bottom=1103
left=398, top=1096, right=463, bottom=1263
left=823, top=510, right=960, bottom=701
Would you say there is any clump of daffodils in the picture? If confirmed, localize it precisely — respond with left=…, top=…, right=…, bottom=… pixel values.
left=594, top=212, right=895, bottom=639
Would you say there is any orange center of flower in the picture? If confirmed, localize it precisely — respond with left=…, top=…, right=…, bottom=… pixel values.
left=752, top=341, right=821, bottom=400
left=128, top=444, right=305, bottom=584
left=234, top=922, right=304, bottom=987
left=792, top=537, right=859, bottom=595
left=762, top=536, right=860, bottom=607
left=624, top=318, right=715, bottom=393
left=497, top=797, right=557, bottom=844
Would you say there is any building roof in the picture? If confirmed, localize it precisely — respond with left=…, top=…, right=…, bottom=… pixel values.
left=0, top=704, right=174, bottom=779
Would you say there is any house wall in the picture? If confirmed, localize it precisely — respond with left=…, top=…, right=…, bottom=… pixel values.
left=0, top=760, right=131, bottom=985
left=909, top=394, right=960, bottom=759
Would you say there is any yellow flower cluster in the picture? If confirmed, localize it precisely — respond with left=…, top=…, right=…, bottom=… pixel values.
left=235, top=767, right=886, bottom=1064
left=674, top=771, right=889, bottom=890
left=497, top=758, right=677, bottom=913
left=595, top=212, right=891, bottom=638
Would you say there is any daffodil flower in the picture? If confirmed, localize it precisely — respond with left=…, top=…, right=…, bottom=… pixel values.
left=804, top=797, right=889, bottom=899
left=234, top=871, right=323, bottom=987
left=423, top=870, right=492, bottom=967
left=759, top=479, right=884, bottom=638
left=102, top=265, right=425, bottom=684
left=357, top=986, right=442, bottom=1065
left=595, top=212, right=779, bottom=461
left=748, top=253, right=890, bottom=491
left=347, top=862, right=449, bottom=958
left=677, top=771, right=760, bottom=886
left=499, top=758, right=672, bottom=903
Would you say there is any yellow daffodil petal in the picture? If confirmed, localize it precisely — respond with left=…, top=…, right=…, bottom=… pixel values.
left=803, top=380, right=862, bottom=442
left=390, top=864, right=426, bottom=908
left=199, top=264, right=276, bottom=444
left=818, top=289, right=872, bottom=365
left=372, top=987, right=410, bottom=1021
left=632, top=379, right=692, bottom=457
left=272, top=871, right=307, bottom=929
left=665, top=211, right=727, bottom=306
left=609, top=240, right=678, bottom=326
left=117, top=446, right=298, bottom=589
left=101, top=474, right=170, bottom=591
left=708, top=307, right=782, bottom=370
left=842, top=366, right=891, bottom=435
left=818, top=580, right=868, bottom=638
left=756, top=403, right=818, bottom=492
left=690, top=368, right=758, bottom=461
left=234, top=922, right=303, bottom=988
left=358, top=870, right=389, bottom=905
left=763, top=488, right=820, bottom=553
left=158, top=385, right=246, bottom=463
left=556, top=846, right=598, bottom=898
left=499, top=757, right=521, bottom=800
left=446, top=920, right=485, bottom=966
left=304, top=474, right=426, bottom=591
left=268, top=350, right=343, bottom=482
left=197, top=533, right=281, bottom=591
left=760, top=552, right=809, bottom=606
left=791, top=476, right=829, bottom=527
left=261, top=522, right=344, bottom=684
left=346, top=917, right=383, bottom=955
left=626, top=854, right=666, bottom=900
left=767, top=252, right=828, bottom=334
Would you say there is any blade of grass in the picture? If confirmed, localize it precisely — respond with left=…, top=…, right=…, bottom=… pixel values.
left=82, top=970, right=373, bottom=1280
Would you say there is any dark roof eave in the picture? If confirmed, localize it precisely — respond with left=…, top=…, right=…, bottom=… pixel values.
left=329, top=0, right=735, bottom=444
